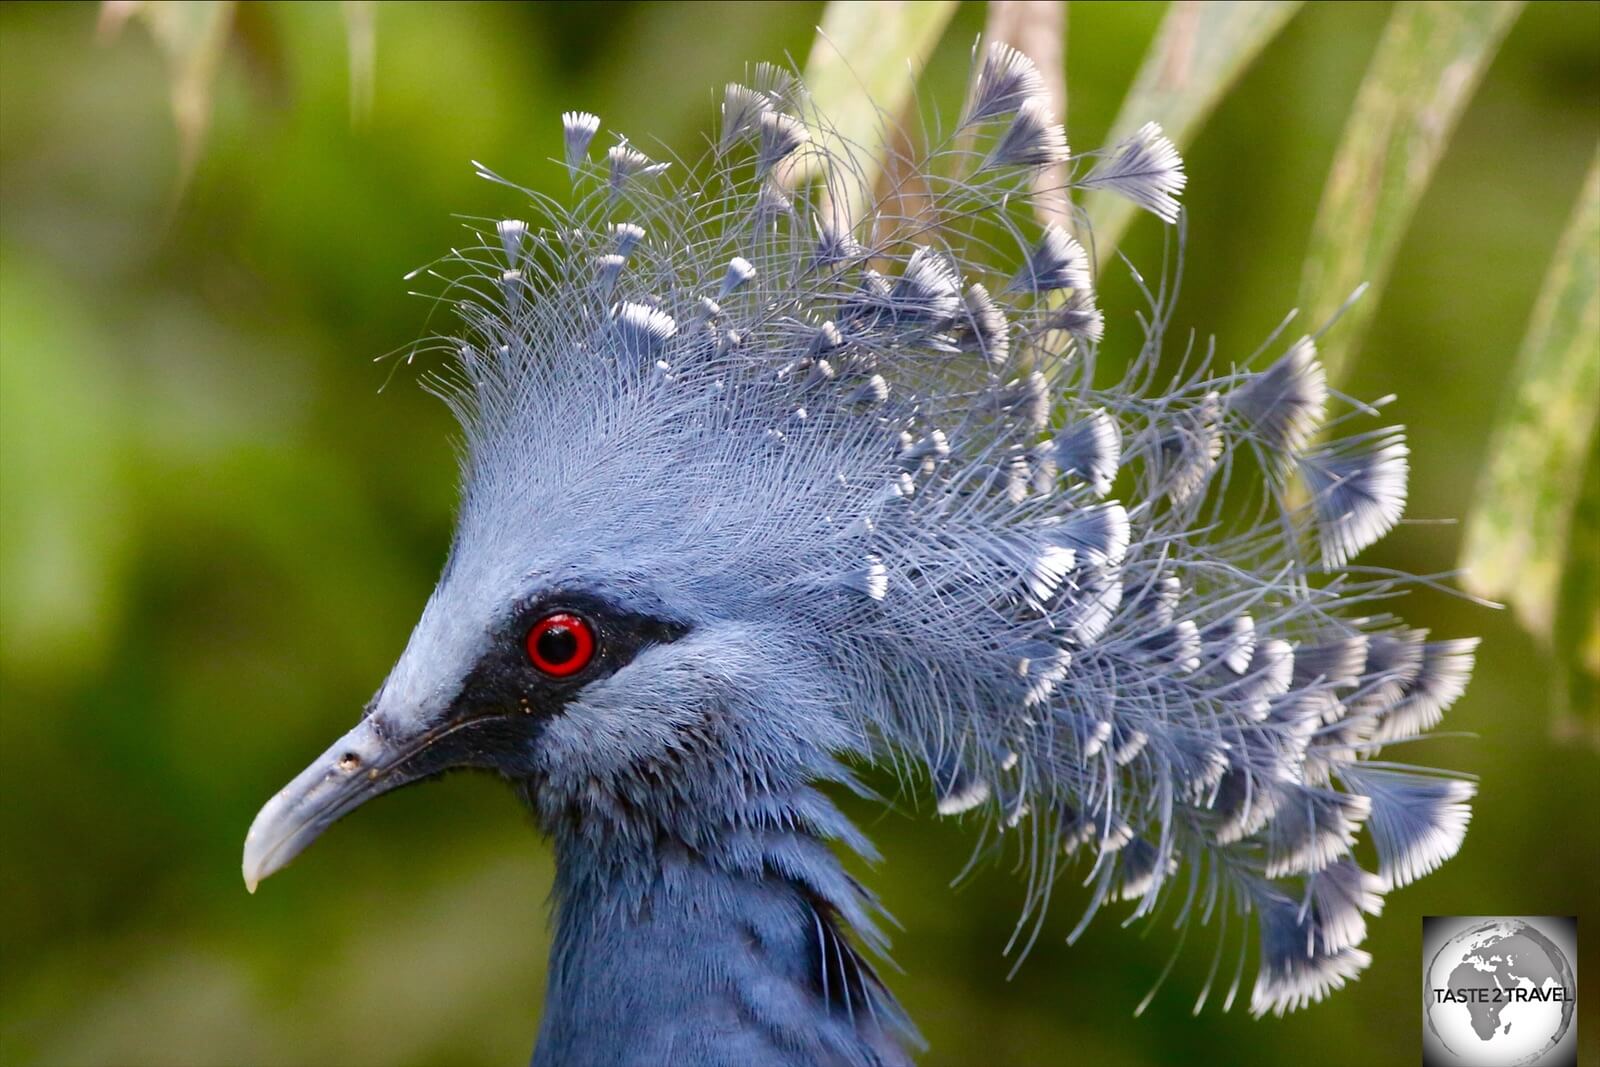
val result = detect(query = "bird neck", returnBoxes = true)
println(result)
[529,780,917,1067]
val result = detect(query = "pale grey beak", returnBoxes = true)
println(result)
[242,716,414,892]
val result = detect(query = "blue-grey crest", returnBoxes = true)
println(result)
[243,44,1478,1066]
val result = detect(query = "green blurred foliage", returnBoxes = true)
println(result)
[1,3,1597,1065]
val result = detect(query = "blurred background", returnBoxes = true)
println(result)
[1,2,1597,1065]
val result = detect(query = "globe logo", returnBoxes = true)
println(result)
[1424,917,1577,1067]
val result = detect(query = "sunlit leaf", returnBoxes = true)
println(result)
[1299,0,1523,381]
[1082,0,1302,260]
[1461,148,1598,636]
[799,0,960,226]
[1462,147,1600,740]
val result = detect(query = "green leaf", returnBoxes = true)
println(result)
[1462,147,1600,686]
[1083,0,1303,260]
[1299,0,1523,381]
[799,0,960,225]
[1554,446,1600,745]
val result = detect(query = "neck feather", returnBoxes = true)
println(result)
[527,779,917,1067]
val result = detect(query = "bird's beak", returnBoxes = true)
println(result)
[242,714,441,892]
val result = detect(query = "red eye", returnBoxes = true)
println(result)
[526,612,596,677]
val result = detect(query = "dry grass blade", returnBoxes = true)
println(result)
[1082,0,1302,261]
[343,1,377,125]
[1299,0,1524,382]
[102,1,381,187]
[799,0,960,228]
[101,0,236,191]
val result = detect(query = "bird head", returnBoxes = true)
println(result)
[242,327,893,888]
